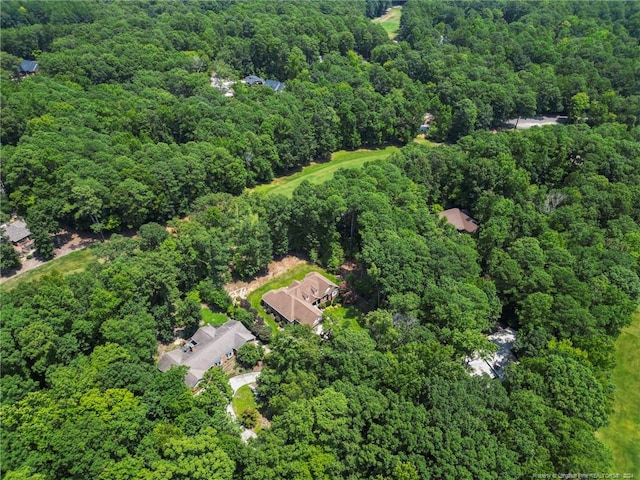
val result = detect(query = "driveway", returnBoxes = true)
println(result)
[227,371,261,443]
[228,371,260,393]
[503,115,568,130]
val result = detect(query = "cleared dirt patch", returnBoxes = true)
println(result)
[224,255,309,299]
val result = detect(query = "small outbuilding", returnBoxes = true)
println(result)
[439,208,479,234]
[1,220,31,245]
[19,60,39,75]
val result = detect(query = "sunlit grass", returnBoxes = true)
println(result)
[596,306,640,476]
[373,6,402,40]
[1,248,96,292]
[252,147,398,198]
[201,307,228,326]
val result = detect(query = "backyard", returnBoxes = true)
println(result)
[251,147,398,198]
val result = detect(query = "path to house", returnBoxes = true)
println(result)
[226,372,261,443]
[225,255,308,300]
[503,115,568,130]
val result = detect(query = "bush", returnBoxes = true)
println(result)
[239,407,259,429]
[236,343,265,368]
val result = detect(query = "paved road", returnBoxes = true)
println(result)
[503,115,568,130]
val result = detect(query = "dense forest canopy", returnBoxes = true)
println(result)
[1,1,640,479]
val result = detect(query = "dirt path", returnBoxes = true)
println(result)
[0,230,100,284]
[224,255,308,299]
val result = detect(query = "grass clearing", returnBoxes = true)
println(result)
[252,147,398,198]
[596,306,640,476]
[247,264,339,332]
[232,384,257,416]
[373,6,402,40]
[1,248,96,292]
[323,305,363,331]
[201,307,228,327]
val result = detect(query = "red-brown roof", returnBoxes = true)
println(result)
[439,208,479,233]
[262,272,338,326]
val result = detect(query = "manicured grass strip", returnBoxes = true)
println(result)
[596,306,640,476]
[232,384,257,417]
[1,248,95,292]
[373,6,402,40]
[252,147,398,198]
[201,307,228,327]
[247,264,340,333]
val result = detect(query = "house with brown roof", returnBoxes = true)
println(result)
[158,320,255,388]
[439,208,479,234]
[262,272,338,327]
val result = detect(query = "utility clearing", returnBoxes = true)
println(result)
[373,6,402,40]
[252,147,398,198]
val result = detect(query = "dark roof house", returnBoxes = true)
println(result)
[439,208,479,234]
[158,320,255,388]
[262,272,338,327]
[19,60,38,75]
[1,220,31,244]
[245,75,264,86]
[264,79,285,93]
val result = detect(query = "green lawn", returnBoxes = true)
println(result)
[597,307,640,476]
[322,305,363,332]
[252,147,398,198]
[201,307,228,327]
[373,6,402,40]
[1,248,96,292]
[247,264,340,333]
[232,384,257,417]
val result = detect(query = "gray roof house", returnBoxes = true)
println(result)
[466,327,518,380]
[262,272,338,327]
[158,320,255,388]
[1,220,31,244]
[19,60,38,75]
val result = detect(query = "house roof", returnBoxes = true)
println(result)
[1,220,31,243]
[245,75,264,85]
[262,272,338,326]
[19,60,38,74]
[466,327,518,379]
[439,208,479,233]
[264,79,285,92]
[158,320,255,387]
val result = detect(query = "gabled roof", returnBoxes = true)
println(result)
[245,75,264,85]
[439,208,479,233]
[264,79,285,93]
[466,327,517,379]
[19,60,38,74]
[158,320,255,387]
[1,220,31,243]
[262,272,338,326]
